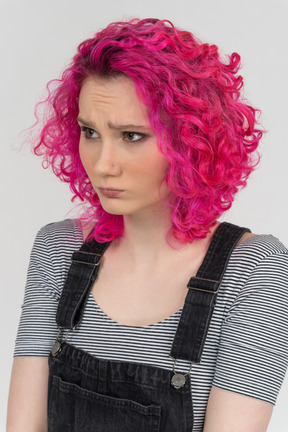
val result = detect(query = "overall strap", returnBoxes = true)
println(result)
[56,234,111,329]
[170,222,251,363]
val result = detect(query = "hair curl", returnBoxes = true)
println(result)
[31,17,262,244]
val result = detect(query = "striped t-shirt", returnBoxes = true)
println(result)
[14,219,288,431]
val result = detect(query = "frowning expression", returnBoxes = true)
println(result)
[78,75,171,217]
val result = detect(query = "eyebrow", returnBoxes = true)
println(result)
[77,117,150,131]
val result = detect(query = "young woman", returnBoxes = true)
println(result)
[7,17,288,432]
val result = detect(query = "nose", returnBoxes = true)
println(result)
[93,140,121,177]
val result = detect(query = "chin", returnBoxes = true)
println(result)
[99,202,130,215]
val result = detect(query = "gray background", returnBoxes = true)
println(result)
[1,0,287,430]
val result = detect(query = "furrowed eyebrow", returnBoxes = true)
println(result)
[107,122,150,131]
[77,117,150,131]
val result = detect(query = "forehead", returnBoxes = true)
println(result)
[78,75,149,124]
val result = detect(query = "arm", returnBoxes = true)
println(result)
[204,248,288,430]
[7,357,49,432]
[203,386,273,432]
[6,223,72,431]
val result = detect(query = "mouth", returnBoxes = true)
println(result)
[98,187,124,192]
[97,187,124,198]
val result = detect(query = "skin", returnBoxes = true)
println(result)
[77,75,222,329]
[78,75,273,431]
[6,75,273,431]
[78,74,178,270]
[78,75,171,216]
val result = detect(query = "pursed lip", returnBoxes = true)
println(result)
[98,187,124,192]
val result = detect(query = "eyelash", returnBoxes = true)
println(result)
[79,126,146,142]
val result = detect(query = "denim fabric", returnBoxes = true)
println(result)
[48,343,193,431]
[48,222,250,431]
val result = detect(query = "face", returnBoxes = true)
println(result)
[78,75,171,217]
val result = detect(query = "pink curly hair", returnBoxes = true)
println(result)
[32,17,262,244]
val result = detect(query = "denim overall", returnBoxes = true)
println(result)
[48,222,250,431]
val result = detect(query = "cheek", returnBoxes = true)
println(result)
[79,141,85,164]
[136,152,169,186]
[150,153,169,180]
[79,142,92,172]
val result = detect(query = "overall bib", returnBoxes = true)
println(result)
[48,222,250,431]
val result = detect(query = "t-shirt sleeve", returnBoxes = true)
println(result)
[13,226,62,357]
[212,251,288,405]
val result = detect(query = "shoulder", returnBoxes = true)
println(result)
[224,232,288,304]
[237,231,257,245]
[223,220,288,266]
[37,218,82,239]
[33,219,84,258]
[222,231,288,295]
[234,232,288,259]
[22,220,86,301]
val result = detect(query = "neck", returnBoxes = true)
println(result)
[112,205,195,272]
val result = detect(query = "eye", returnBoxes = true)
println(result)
[80,126,98,139]
[123,132,146,142]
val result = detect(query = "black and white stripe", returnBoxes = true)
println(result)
[13,219,288,432]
